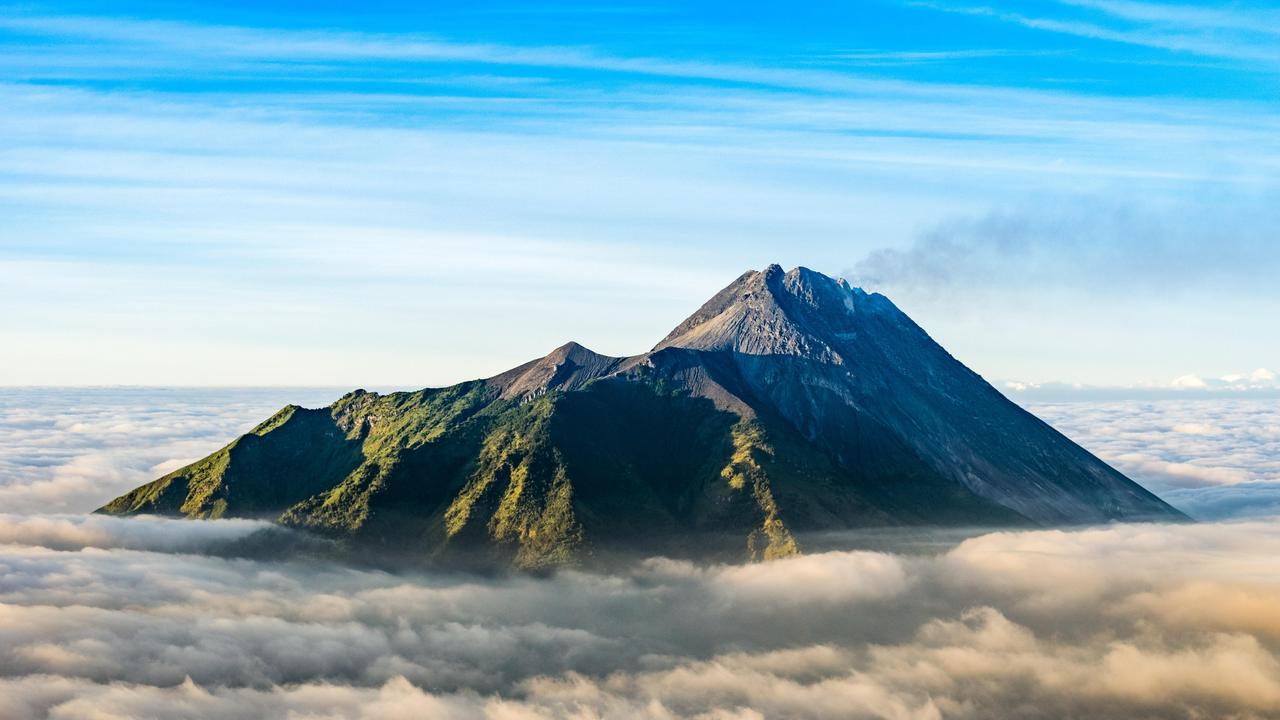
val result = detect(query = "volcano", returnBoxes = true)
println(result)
[100,265,1184,567]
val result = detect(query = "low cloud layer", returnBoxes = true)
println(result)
[0,388,340,514]
[3,515,1280,718]
[1028,398,1280,519]
[0,513,276,553]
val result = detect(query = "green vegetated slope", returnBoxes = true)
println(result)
[102,372,882,567]
[99,404,364,519]
[101,364,1006,568]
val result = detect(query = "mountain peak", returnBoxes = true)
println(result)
[489,341,623,400]
[547,341,596,363]
[653,264,894,360]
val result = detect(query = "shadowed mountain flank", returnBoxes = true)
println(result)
[101,265,1184,567]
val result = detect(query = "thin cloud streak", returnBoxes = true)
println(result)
[1060,0,1280,37]
[0,14,940,95]
[913,0,1280,65]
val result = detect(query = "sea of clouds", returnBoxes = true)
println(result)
[0,388,341,515]
[1,388,1278,719]
[1028,398,1280,521]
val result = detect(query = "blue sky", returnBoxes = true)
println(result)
[1,0,1278,388]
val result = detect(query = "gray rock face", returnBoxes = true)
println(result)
[655,265,1180,524]
[489,341,626,400]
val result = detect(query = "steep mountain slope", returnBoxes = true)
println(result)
[655,265,1173,524]
[100,266,1184,567]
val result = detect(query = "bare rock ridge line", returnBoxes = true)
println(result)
[100,265,1185,568]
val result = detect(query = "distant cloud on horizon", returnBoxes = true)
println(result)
[1003,367,1280,396]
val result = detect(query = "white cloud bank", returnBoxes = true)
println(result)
[0,513,275,553]
[1027,397,1280,519]
[1170,373,1208,389]
[0,388,341,514]
[2,516,1280,719]
[1168,368,1279,392]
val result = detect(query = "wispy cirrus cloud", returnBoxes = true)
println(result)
[0,14,945,94]
[1060,0,1280,37]
[914,0,1280,64]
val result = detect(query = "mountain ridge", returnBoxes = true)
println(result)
[100,265,1184,568]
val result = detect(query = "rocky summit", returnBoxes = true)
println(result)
[100,265,1184,568]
